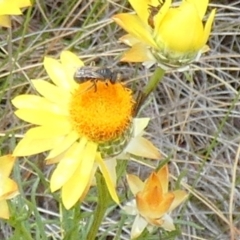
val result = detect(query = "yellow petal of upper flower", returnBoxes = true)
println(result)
[50,140,87,192]
[120,42,154,62]
[127,174,145,195]
[0,15,10,27]
[112,13,157,48]
[0,155,16,177]
[128,0,150,26]
[0,200,9,219]
[155,1,205,52]
[153,0,172,31]
[32,80,71,107]
[202,9,216,47]
[13,135,63,156]
[96,154,119,204]
[187,0,208,19]
[119,34,142,47]
[46,130,79,159]
[12,95,68,115]
[62,141,97,209]
[44,57,72,91]
[125,136,161,159]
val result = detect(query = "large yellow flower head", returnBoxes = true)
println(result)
[11,51,161,209]
[123,164,188,239]
[112,0,215,69]
[0,0,31,27]
[0,155,19,219]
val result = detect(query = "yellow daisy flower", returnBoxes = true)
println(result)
[0,155,19,219]
[112,0,216,69]
[12,51,161,209]
[123,164,188,239]
[0,0,31,28]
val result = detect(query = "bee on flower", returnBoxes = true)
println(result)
[12,51,161,209]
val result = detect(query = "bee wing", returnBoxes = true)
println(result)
[74,67,104,80]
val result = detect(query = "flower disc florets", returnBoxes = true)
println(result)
[69,80,134,143]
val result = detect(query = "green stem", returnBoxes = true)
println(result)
[86,172,110,239]
[134,67,165,116]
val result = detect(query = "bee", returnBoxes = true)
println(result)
[148,0,164,28]
[74,66,121,91]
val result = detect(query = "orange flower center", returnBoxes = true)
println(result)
[69,80,134,142]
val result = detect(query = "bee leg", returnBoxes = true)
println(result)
[93,81,97,92]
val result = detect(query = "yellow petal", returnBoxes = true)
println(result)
[0,155,16,177]
[50,140,87,192]
[14,109,70,127]
[127,174,144,195]
[32,80,70,107]
[131,215,148,239]
[119,34,142,47]
[143,172,162,193]
[121,43,154,63]
[60,51,84,90]
[128,0,150,26]
[154,0,172,31]
[46,130,79,159]
[169,190,188,212]
[0,178,18,200]
[160,214,175,231]
[12,95,68,115]
[13,0,32,8]
[125,136,161,159]
[202,9,216,46]
[45,150,66,165]
[137,191,174,219]
[60,51,84,69]
[13,135,63,156]
[155,2,205,52]
[79,166,97,202]
[104,158,117,187]
[187,0,208,19]
[0,15,11,28]
[112,13,157,48]
[157,164,169,194]
[0,4,22,15]
[133,118,150,137]
[0,200,9,219]
[25,126,71,139]
[62,141,97,209]
[43,57,71,90]
[96,154,119,204]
